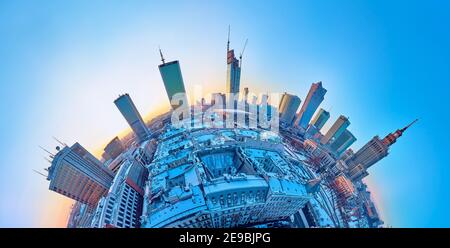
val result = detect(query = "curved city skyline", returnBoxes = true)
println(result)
[0,0,449,227]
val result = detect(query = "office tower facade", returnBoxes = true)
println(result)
[91,159,148,228]
[347,119,417,180]
[294,81,327,129]
[278,93,301,125]
[310,108,330,130]
[329,129,356,156]
[114,94,150,143]
[321,115,350,144]
[347,136,387,172]
[103,136,124,161]
[348,163,369,182]
[47,143,114,207]
[159,57,188,109]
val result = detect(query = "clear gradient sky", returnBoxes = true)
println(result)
[1,0,449,227]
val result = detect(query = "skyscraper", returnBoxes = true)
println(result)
[47,143,114,207]
[278,93,301,125]
[226,29,241,94]
[158,50,188,109]
[103,136,124,161]
[310,108,330,130]
[329,129,356,156]
[347,119,418,181]
[294,81,327,129]
[320,115,350,144]
[243,87,249,100]
[211,92,226,108]
[114,93,150,143]
[91,159,148,228]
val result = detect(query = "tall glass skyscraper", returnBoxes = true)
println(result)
[320,115,350,144]
[278,93,301,125]
[159,60,188,109]
[329,129,356,156]
[102,136,124,161]
[114,93,150,143]
[226,49,241,94]
[47,143,114,207]
[310,108,330,130]
[294,81,327,129]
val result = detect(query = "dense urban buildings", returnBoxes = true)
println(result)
[294,81,327,129]
[114,93,150,143]
[140,128,313,228]
[42,36,416,229]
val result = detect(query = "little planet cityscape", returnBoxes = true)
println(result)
[43,32,416,228]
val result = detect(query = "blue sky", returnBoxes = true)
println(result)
[1,0,449,227]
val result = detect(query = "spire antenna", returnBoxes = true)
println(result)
[402,118,419,131]
[383,118,418,146]
[159,46,165,64]
[227,25,231,52]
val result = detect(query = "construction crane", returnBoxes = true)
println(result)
[239,38,248,67]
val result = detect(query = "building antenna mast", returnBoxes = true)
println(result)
[43,157,52,164]
[32,169,47,178]
[227,25,230,52]
[39,145,55,158]
[159,46,165,64]
[52,136,67,147]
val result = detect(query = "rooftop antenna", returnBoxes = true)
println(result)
[43,157,52,164]
[227,25,231,52]
[32,169,47,178]
[159,46,165,64]
[402,118,419,131]
[52,136,67,147]
[39,145,55,158]
[239,38,248,67]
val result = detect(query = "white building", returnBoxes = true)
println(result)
[91,158,148,228]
